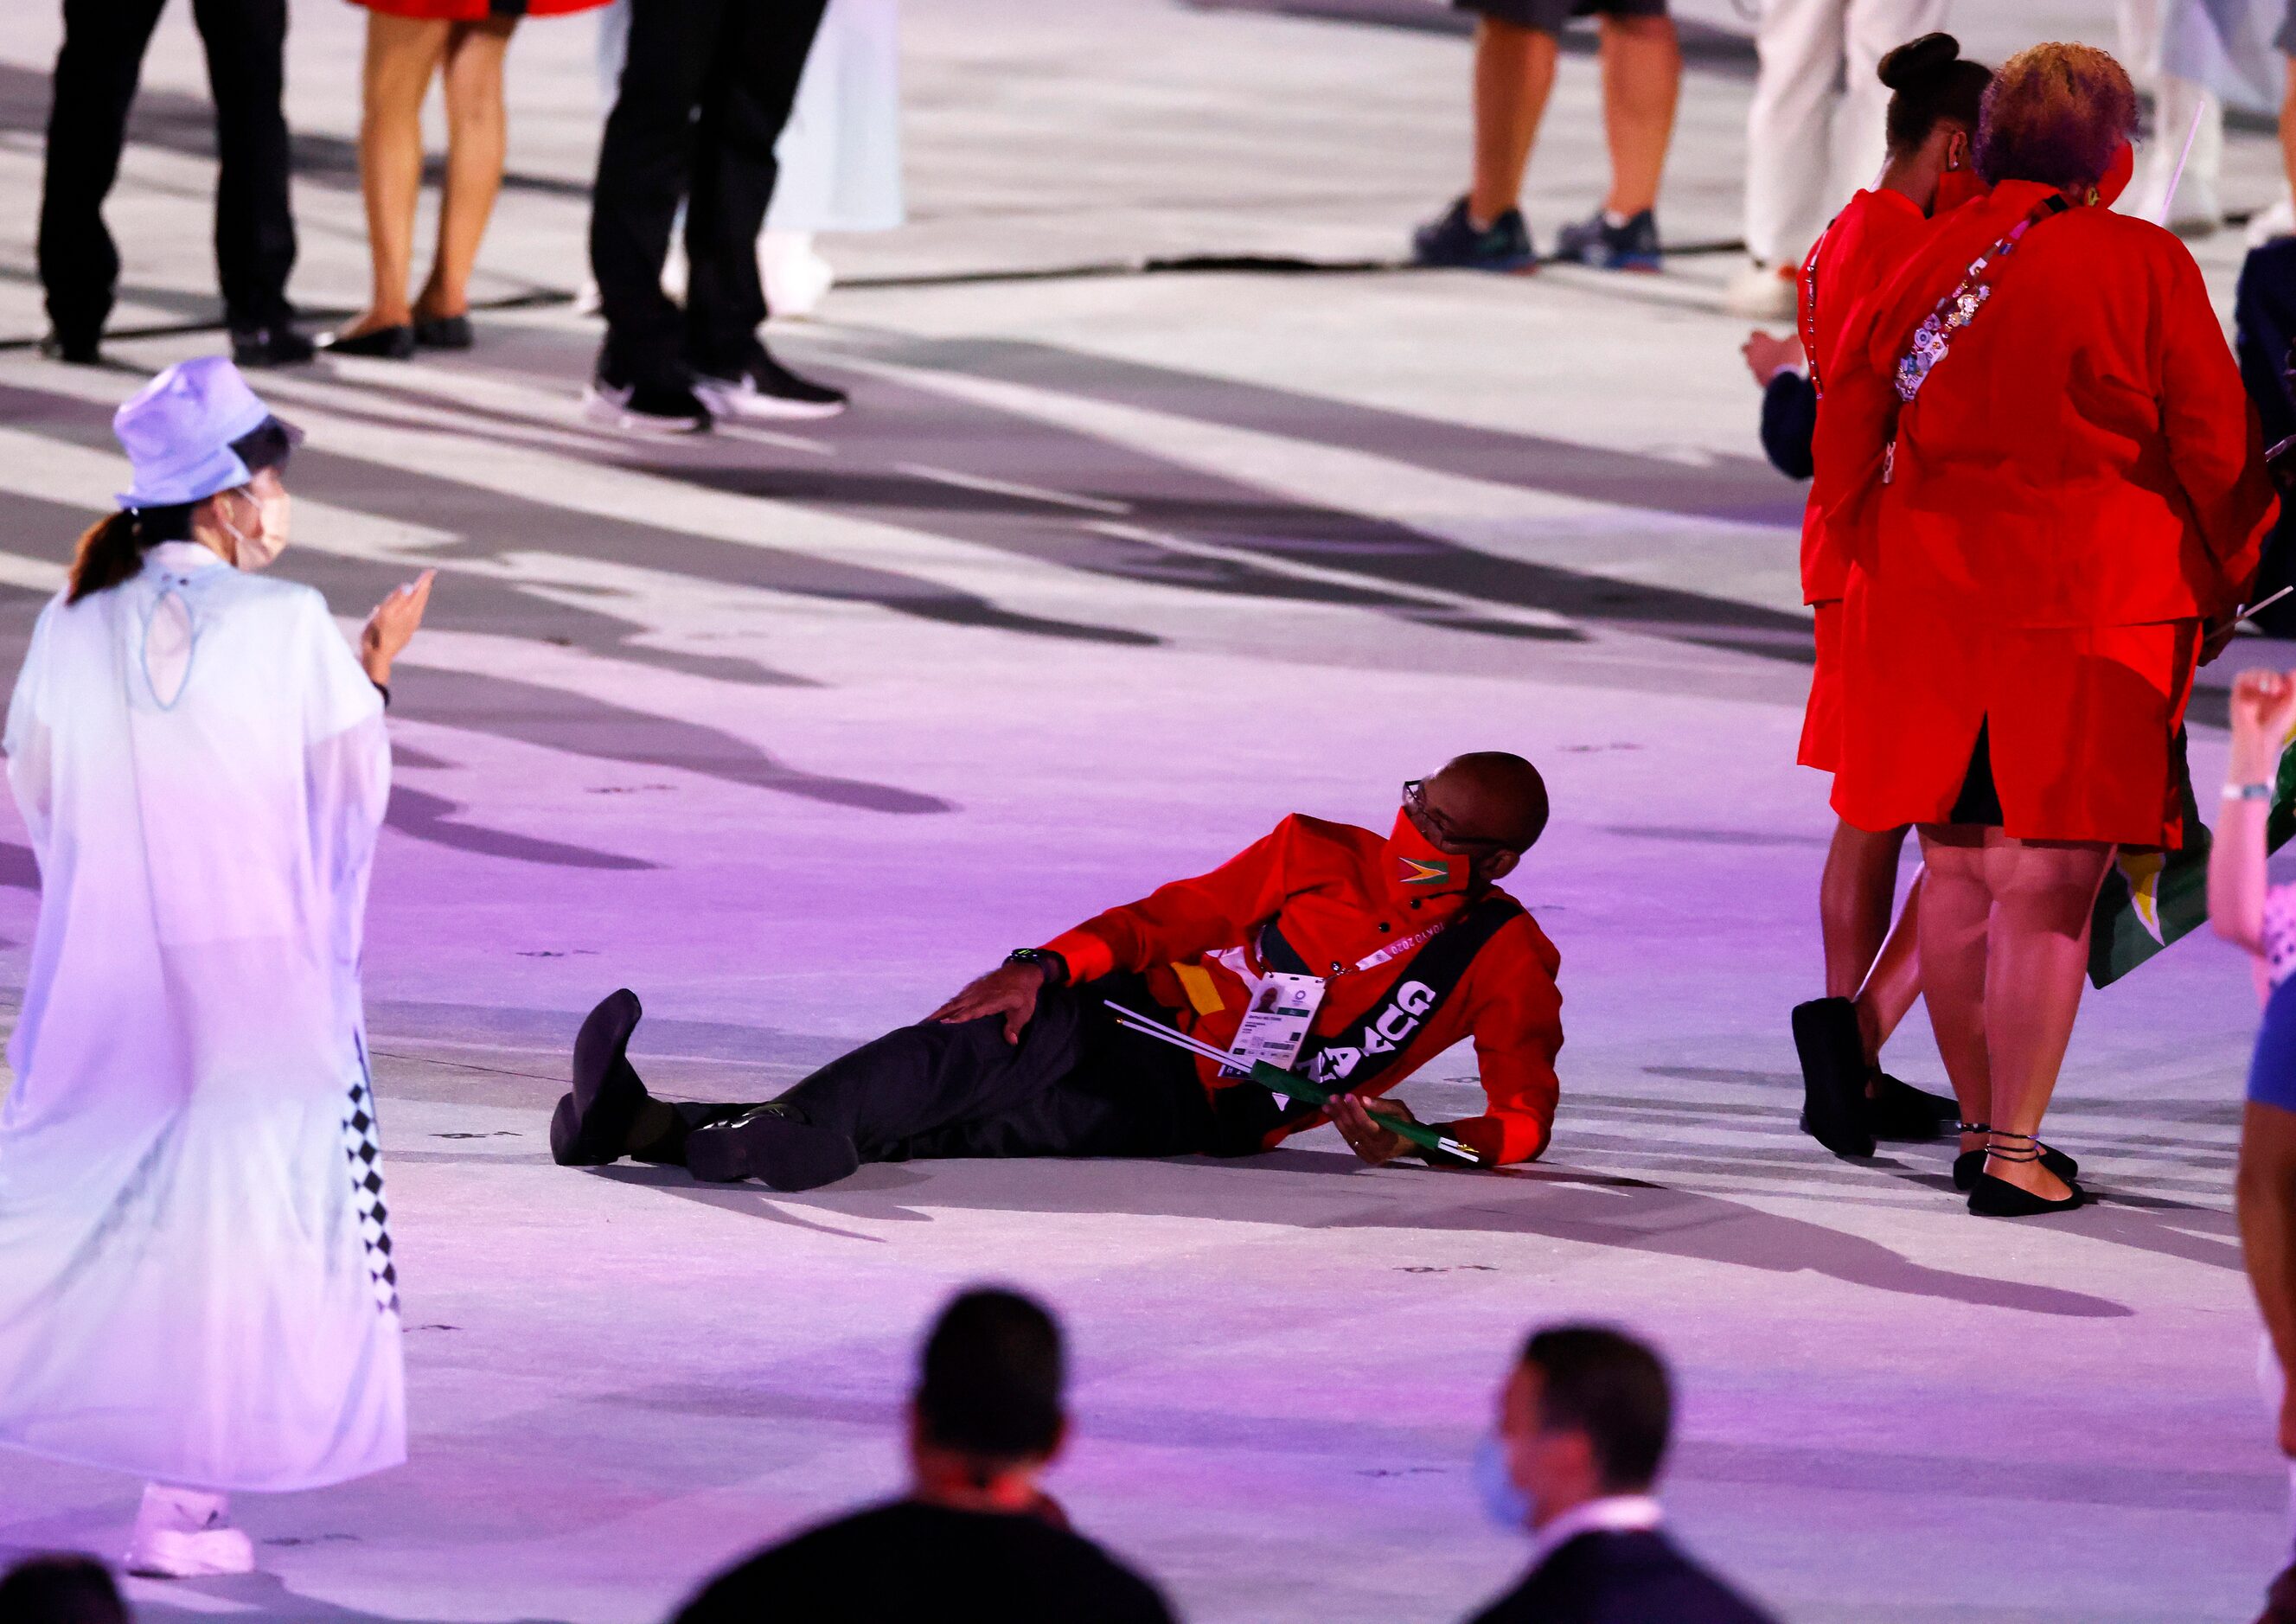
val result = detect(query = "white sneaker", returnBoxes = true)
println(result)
[2252,196,2296,249]
[1723,261,1798,320]
[572,275,603,317]
[692,350,848,422]
[125,1484,256,1579]
[581,376,713,436]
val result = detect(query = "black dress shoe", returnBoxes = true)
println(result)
[39,329,103,366]
[414,313,473,350]
[1792,996,1874,1157]
[1967,1171,2085,1216]
[318,323,416,360]
[231,324,316,368]
[1953,1142,2078,1191]
[551,989,649,1166]
[1867,1072,1954,1141]
[684,1103,860,1191]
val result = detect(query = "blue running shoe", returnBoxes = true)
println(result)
[1411,196,1536,272]
[1551,207,1662,272]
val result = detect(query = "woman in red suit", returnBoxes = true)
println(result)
[325,0,611,359]
[1789,33,1991,1161]
[1815,42,2277,1214]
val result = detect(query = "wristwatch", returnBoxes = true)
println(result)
[1004,948,1068,986]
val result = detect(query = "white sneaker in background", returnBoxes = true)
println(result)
[125,1483,256,1579]
[2252,195,2296,249]
[760,231,836,319]
[572,275,602,316]
[1723,261,1798,320]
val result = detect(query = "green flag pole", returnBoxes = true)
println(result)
[1104,1002,1480,1165]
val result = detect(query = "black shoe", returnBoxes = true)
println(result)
[583,371,713,435]
[413,313,473,350]
[319,323,416,360]
[1410,196,1536,272]
[1792,996,1874,1157]
[551,989,649,1166]
[1867,1072,1955,1141]
[1967,1171,2085,1216]
[39,329,103,366]
[684,1102,860,1191]
[1952,1132,2077,1192]
[1551,207,1662,271]
[231,323,317,368]
[692,344,847,422]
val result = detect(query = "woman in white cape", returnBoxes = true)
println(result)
[0,357,433,1578]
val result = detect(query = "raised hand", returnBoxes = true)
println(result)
[361,569,435,689]
[2231,668,2296,784]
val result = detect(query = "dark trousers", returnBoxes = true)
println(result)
[2236,240,2296,636]
[660,978,1258,1167]
[590,0,828,387]
[39,0,297,342]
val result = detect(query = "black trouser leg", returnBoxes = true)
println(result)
[653,979,1215,1168]
[37,0,168,345]
[191,0,296,330]
[681,0,826,375]
[591,0,722,387]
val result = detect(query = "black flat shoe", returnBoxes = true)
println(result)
[551,988,648,1166]
[684,1102,860,1191]
[319,323,416,360]
[1967,1172,2085,1216]
[39,329,103,366]
[1793,996,1874,1158]
[1951,1122,2077,1191]
[231,323,316,368]
[1868,1071,1954,1141]
[414,313,473,350]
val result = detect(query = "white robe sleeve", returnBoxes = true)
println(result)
[4,597,61,858]
[297,595,389,981]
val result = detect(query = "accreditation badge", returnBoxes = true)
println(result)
[1221,972,1327,1096]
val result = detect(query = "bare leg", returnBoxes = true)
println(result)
[1915,826,1992,1160]
[1468,18,1559,227]
[1820,820,1906,1001]
[1980,835,2114,1199]
[349,13,448,336]
[1596,12,1680,217]
[418,16,515,323]
[1855,865,1924,1058]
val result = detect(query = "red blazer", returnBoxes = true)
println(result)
[1044,815,1564,1165]
[1799,187,1928,605]
[1814,179,2274,630]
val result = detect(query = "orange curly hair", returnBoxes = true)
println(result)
[1976,42,2137,190]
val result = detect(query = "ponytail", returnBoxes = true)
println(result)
[1879,33,1993,154]
[67,503,193,604]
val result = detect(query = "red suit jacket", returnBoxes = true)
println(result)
[1044,815,1564,1164]
[1811,179,2276,844]
[1796,186,1931,772]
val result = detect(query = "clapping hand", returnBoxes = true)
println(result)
[361,570,435,690]
[2231,668,2296,785]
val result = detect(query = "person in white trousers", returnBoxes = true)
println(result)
[1729,0,1949,318]
[2120,0,2228,233]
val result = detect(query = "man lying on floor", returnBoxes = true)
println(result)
[549,752,1564,1191]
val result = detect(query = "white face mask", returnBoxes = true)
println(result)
[217,485,290,571]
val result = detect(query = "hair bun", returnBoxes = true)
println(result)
[1878,32,1963,91]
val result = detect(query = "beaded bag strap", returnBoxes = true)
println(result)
[1892,194,2070,405]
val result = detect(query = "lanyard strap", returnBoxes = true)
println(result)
[1893,194,2069,405]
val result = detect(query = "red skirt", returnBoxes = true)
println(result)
[349,0,611,18]
[1832,586,2198,848]
[1797,598,1845,773]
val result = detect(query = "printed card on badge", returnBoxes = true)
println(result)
[1222,973,1327,1080]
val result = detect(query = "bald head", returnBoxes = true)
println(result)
[1423,752,1551,853]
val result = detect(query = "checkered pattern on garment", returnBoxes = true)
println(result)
[342,1073,400,1316]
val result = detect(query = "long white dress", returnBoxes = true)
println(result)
[0,540,404,1493]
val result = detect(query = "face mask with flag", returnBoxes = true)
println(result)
[1385,808,1469,899]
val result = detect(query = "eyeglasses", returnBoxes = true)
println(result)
[1402,779,1515,857]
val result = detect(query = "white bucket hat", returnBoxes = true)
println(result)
[113,357,299,509]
